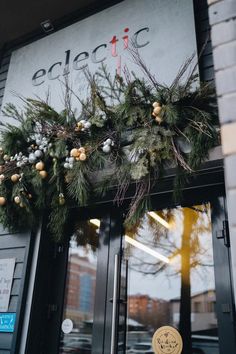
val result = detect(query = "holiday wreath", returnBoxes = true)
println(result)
[0,53,219,240]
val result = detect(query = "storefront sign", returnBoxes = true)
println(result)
[0,258,15,312]
[1,0,197,116]
[31,26,150,87]
[0,313,16,332]
[152,326,183,354]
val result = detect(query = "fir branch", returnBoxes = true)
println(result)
[0,51,219,240]
[67,162,90,206]
[171,137,193,173]
[48,204,69,241]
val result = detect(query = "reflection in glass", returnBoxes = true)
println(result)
[123,204,219,354]
[59,220,99,354]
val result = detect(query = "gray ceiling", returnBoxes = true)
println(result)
[0,0,118,49]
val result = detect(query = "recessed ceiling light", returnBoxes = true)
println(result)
[148,211,170,229]
[125,235,170,264]
[89,219,100,228]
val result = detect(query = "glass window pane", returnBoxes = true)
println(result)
[124,204,219,354]
[59,219,100,354]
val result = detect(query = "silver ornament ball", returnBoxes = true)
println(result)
[84,122,91,129]
[106,138,112,145]
[68,157,74,164]
[102,145,111,153]
[35,150,43,158]
[64,162,70,169]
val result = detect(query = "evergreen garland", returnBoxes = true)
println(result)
[0,55,219,240]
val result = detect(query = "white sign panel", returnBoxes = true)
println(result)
[61,318,73,334]
[0,258,15,312]
[1,0,197,116]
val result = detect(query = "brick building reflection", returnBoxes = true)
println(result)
[128,290,217,334]
[63,253,97,332]
[128,294,170,330]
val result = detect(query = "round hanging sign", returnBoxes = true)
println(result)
[61,318,73,334]
[152,326,183,354]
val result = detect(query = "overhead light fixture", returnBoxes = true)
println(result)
[89,219,169,263]
[148,211,170,229]
[89,219,100,228]
[125,235,170,264]
[40,19,54,33]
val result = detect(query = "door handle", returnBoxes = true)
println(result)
[216,220,230,247]
[110,254,119,354]
[109,298,126,304]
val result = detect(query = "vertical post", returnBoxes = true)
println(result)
[110,254,119,354]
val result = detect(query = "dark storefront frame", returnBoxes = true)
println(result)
[24,160,236,354]
[0,1,233,353]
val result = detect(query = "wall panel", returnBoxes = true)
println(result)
[0,232,32,353]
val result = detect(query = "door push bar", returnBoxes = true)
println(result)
[110,254,119,354]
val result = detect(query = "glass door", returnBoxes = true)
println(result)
[40,200,235,354]
[59,219,100,354]
[118,199,236,354]
[51,210,123,354]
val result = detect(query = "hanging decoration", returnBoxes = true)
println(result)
[0,53,219,240]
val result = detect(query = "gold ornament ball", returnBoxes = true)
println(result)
[0,197,6,206]
[79,153,87,161]
[153,106,162,116]
[14,196,21,204]
[70,148,79,157]
[19,203,24,208]
[0,174,5,181]
[59,194,65,205]
[28,194,32,199]
[152,101,161,108]
[78,147,85,154]
[11,174,20,183]
[155,116,162,124]
[39,170,47,179]
[3,154,9,161]
[59,198,65,206]
[35,161,45,171]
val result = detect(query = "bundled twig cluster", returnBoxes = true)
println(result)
[0,53,219,240]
